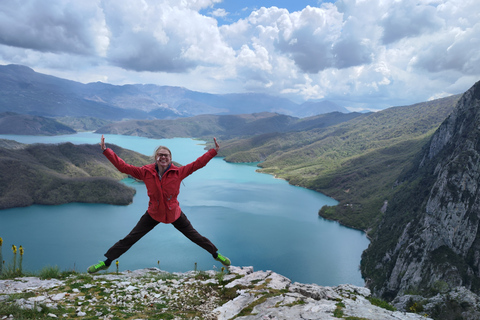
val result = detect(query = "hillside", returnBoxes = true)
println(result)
[0,142,150,209]
[55,116,112,132]
[0,64,346,120]
[217,94,461,233]
[96,111,367,140]
[361,80,480,304]
[0,112,76,135]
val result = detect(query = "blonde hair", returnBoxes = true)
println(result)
[153,146,172,160]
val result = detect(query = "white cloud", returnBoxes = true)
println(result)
[211,8,228,18]
[0,0,106,55]
[0,0,479,110]
[380,1,444,44]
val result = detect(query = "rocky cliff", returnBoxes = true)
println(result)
[361,80,480,311]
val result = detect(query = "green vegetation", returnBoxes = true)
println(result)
[220,94,461,235]
[333,302,345,317]
[0,300,54,320]
[359,82,480,305]
[0,142,151,209]
[0,239,78,280]
[0,268,230,320]
[56,116,112,132]
[97,111,366,140]
[0,112,76,135]
[367,296,396,311]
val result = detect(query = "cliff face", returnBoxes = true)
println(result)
[361,80,480,300]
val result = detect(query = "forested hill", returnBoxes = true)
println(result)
[0,112,76,135]
[96,111,367,140]
[361,80,480,303]
[0,142,150,209]
[219,94,462,233]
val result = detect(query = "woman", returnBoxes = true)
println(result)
[87,135,230,273]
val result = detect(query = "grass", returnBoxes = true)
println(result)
[367,296,396,311]
[0,303,55,320]
[0,264,78,281]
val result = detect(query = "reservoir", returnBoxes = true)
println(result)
[0,132,369,286]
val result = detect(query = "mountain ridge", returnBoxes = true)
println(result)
[0,64,346,119]
[95,111,366,140]
[361,80,480,305]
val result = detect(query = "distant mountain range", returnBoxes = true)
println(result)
[96,111,367,140]
[0,64,347,120]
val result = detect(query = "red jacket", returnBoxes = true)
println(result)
[103,148,217,223]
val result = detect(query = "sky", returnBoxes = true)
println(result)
[0,0,479,112]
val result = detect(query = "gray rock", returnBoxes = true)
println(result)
[0,267,439,319]
[362,81,480,314]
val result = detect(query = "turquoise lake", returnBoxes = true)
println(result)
[0,132,369,286]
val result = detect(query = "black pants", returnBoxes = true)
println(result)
[105,211,218,261]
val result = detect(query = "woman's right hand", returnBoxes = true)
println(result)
[100,134,106,151]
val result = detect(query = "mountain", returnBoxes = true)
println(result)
[55,116,113,132]
[0,64,149,120]
[0,64,344,120]
[0,112,76,135]
[360,81,480,305]
[0,142,151,209]
[217,95,460,232]
[96,111,367,140]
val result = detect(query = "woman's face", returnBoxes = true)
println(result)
[156,148,172,167]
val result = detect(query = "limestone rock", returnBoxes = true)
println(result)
[0,267,434,320]
[361,80,480,307]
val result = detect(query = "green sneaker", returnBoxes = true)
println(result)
[215,253,231,267]
[87,261,109,274]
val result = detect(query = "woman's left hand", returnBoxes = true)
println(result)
[214,137,220,152]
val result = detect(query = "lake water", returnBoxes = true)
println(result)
[0,132,369,286]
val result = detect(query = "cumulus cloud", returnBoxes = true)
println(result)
[410,14,480,75]
[380,1,444,44]
[0,0,106,55]
[211,8,228,18]
[0,0,479,110]
[101,0,234,73]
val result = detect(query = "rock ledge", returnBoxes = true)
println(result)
[0,266,431,319]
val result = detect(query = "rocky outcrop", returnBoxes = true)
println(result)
[0,267,431,320]
[392,287,480,320]
[361,80,480,309]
